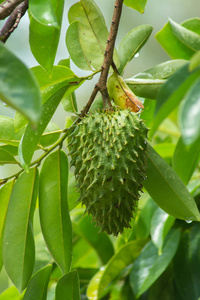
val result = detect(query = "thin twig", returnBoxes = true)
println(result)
[0,0,28,42]
[97,0,124,108]
[81,0,124,113]
[0,0,24,20]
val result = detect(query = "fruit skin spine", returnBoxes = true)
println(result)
[69,108,148,236]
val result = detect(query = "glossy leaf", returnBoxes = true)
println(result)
[0,116,24,146]
[39,150,72,274]
[179,78,200,145]
[14,112,28,132]
[126,60,187,99]
[0,180,14,271]
[118,25,153,75]
[72,234,99,269]
[68,174,80,211]
[144,144,200,222]
[126,78,165,99]
[0,145,18,156]
[151,207,175,253]
[190,51,200,71]
[0,286,23,300]
[29,0,59,27]
[172,136,200,184]
[130,229,181,297]
[23,265,52,300]
[33,232,53,273]
[169,18,200,51]
[133,59,188,79]
[61,91,77,113]
[0,43,41,123]
[66,21,92,71]
[155,22,195,59]
[29,0,64,73]
[3,168,38,292]
[153,143,176,164]
[135,197,157,239]
[33,209,52,273]
[156,18,200,59]
[55,270,81,300]
[150,64,200,138]
[74,214,114,265]
[124,0,147,13]
[0,148,19,165]
[31,65,82,105]
[18,83,76,170]
[87,240,146,299]
[140,98,156,128]
[39,122,61,148]
[66,0,119,70]
[174,223,200,300]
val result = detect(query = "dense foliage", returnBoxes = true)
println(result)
[0,0,200,299]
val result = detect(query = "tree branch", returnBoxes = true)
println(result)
[81,0,124,113]
[0,0,24,20]
[0,0,28,42]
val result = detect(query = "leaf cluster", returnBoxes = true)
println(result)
[0,0,200,299]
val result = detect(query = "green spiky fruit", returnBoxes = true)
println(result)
[69,109,148,236]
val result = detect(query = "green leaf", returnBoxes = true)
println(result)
[169,18,200,51]
[150,207,175,253]
[68,174,80,211]
[0,116,24,146]
[144,144,200,222]
[72,234,99,269]
[126,78,165,99]
[87,240,146,299]
[66,0,119,70]
[140,99,156,128]
[0,43,41,124]
[23,265,52,300]
[55,270,81,300]
[0,286,23,300]
[39,150,72,274]
[133,59,188,79]
[0,148,19,165]
[174,223,200,300]
[118,25,153,75]
[14,111,28,132]
[155,22,195,59]
[61,91,77,113]
[126,60,187,99]
[33,209,52,273]
[31,65,82,105]
[135,197,157,239]
[189,51,200,71]
[66,21,92,71]
[3,168,38,292]
[39,122,61,148]
[29,0,59,28]
[172,136,200,184]
[0,180,14,271]
[130,229,181,297]
[124,0,147,13]
[179,78,200,145]
[18,85,72,170]
[74,214,114,265]
[29,0,64,73]
[153,143,176,164]
[150,63,200,138]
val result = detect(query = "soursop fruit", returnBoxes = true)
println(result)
[69,108,148,236]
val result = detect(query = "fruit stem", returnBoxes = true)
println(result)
[82,0,124,113]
